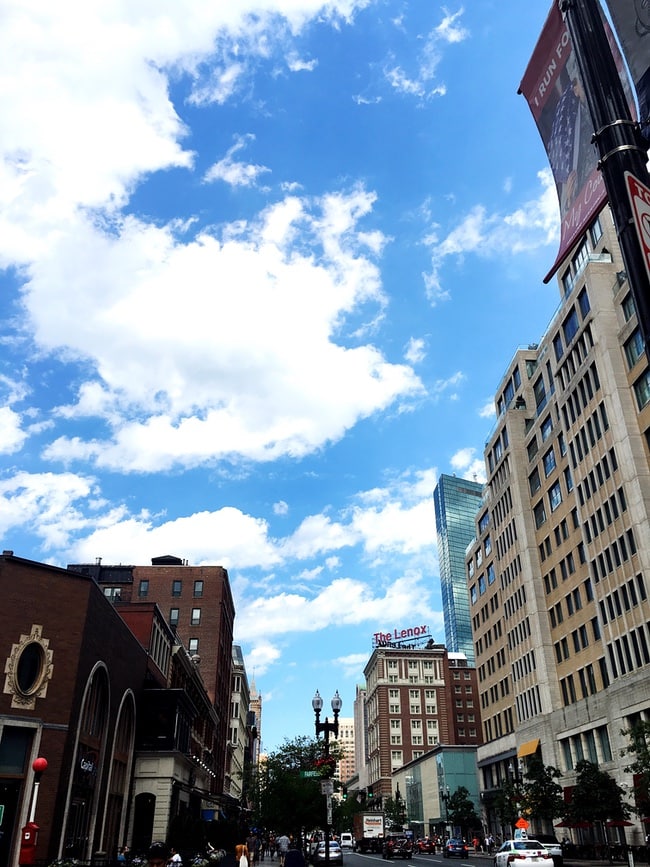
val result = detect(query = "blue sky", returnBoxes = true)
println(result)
[1,0,564,752]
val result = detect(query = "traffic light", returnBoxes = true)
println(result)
[368,786,374,800]
[343,785,348,800]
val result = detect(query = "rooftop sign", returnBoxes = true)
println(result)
[372,624,432,648]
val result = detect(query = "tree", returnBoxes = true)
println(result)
[621,719,650,818]
[447,787,481,838]
[257,735,343,837]
[520,755,565,827]
[493,778,519,832]
[564,760,630,826]
[383,795,407,830]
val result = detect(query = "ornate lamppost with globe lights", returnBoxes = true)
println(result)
[312,690,342,867]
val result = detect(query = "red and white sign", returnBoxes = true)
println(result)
[626,171,650,283]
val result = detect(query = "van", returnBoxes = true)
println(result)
[340,833,353,850]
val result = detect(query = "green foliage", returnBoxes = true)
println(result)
[257,735,344,837]
[383,795,407,830]
[493,778,519,829]
[621,719,650,818]
[564,760,630,824]
[520,755,565,822]
[447,787,481,836]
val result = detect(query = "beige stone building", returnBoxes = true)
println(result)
[466,206,650,844]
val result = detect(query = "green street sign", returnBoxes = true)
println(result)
[300,770,319,778]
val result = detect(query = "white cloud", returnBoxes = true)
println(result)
[450,447,486,484]
[422,169,560,303]
[203,134,271,187]
[29,188,422,472]
[478,399,496,419]
[435,8,469,44]
[0,407,27,454]
[404,336,426,365]
[273,500,289,516]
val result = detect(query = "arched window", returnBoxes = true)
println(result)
[63,666,109,859]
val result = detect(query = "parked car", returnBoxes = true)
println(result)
[444,839,469,858]
[382,837,414,859]
[534,835,563,867]
[313,842,343,865]
[494,840,554,867]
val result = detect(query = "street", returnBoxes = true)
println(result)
[338,851,495,867]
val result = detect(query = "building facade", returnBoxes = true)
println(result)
[363,641,482,802]
[69,555,236,794]
[434,475,484,664]
[466,207,650,844]
[335,717,356,785]
[225,645,251,804]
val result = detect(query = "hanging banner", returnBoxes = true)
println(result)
[518,3,606,283]
[603,0,650,139]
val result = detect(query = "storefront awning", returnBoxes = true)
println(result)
[517,739,540,757]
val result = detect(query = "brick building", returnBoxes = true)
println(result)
[0,551,230,867]
[0,552,147,867]
[363,639,482,802]
[68,555,236,794]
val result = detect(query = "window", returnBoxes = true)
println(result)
[191,608,201,626]
[138,580,149,598]
[487,563,495,585]
[549,481,562,512]
[529,468,541,495]
[193,580,204,598]
[172,579,182,597]
[541,415,553,441]
[543,448,556,477]
[528,437,539,461]
[478,512,490,533]
[169,608,179,626]
[589,217,603,246]
[634,370,650,410]
[534,376,547,410]
[622,293,636,322]
[625,329,645,369]
[563,308,580,344]
[578,287,591,318]
[534,501,547,528]
[485,536,492,556]
[553,333,564,361]
[188,638,199,654]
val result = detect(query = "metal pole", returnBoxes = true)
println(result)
[559,0,650,356]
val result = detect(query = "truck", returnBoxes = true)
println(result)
[353,812,385,853]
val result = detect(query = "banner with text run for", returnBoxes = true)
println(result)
[518,3,606,283]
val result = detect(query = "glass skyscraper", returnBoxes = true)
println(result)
[433,473,484,663]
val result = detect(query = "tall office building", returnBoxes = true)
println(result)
[336,717,356,784]
[434,474,484,663]
[465,207,650,844]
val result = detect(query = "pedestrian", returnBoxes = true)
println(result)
[147,843,171,867]
[169,848,182,867]
[236,843,249,867]
[276,834,290,867]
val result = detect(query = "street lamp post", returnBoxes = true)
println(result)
[313,690,342,867]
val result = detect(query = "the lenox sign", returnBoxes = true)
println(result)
[373,624,430,647]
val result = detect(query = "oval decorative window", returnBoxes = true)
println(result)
[15,642,46,695]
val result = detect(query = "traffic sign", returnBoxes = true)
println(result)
[625,172,650,283]
[300,770,319,778]
[515,818,529,829]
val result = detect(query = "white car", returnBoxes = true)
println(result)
[339,834,354,850]
[495,840,554,867]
